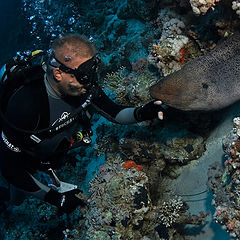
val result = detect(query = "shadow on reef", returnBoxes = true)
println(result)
[190,0,239,43]
[179,222,208,238]
[149,106,230,203]
[153,105,227,136]
[46,221,66,240]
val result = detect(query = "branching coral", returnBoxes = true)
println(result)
[124,68,157,105]
[157,197,184,227]
[104,66,129,102]
[103,61,157,105]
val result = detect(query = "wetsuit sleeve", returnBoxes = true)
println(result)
[91,87,137,124]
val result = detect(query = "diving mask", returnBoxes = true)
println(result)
[49,54,100,87]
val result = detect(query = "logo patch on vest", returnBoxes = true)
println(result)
[52,112,70,126]
[50,111,76,133]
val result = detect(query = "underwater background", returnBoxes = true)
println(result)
[1,0,240,239]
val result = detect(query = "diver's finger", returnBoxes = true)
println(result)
[154,100,162,105]
[158,111,163,120]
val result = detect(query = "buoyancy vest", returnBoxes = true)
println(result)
[0,64,93,154]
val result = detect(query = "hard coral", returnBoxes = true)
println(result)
[190,0,220,15]
[232,0,240,17]
[157,198,184,227]
[148,12,189,76]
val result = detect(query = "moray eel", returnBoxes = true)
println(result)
[150,32,240,111]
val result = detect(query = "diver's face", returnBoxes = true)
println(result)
[53,54,92,97]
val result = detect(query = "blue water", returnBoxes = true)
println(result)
[0,0,29,63]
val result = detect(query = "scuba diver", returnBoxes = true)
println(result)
[0,33,163,214]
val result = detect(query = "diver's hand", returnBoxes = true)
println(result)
[44,188,87,213]
[154,100,164,120]
[134,100,164,122]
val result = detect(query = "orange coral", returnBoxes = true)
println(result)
[122,160,143,171]
[177,48,185,63]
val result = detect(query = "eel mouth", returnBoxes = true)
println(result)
[150,81,179,103]
[149,80,199,111]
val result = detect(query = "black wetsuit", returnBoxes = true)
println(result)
[0,71,138,202]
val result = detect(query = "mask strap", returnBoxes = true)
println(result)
[49,56,75,74]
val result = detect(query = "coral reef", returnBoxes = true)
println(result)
[83,155,152,239]
[208,117,240,238]
[74,154,208,240]
[94,119,207,210]
[119,134,205,167]
[0,197,84,240]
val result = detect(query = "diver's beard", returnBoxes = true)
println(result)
[68,82,87,95]
[56,84,66,97]
[56,85,83,97]
[70,87,87,96]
